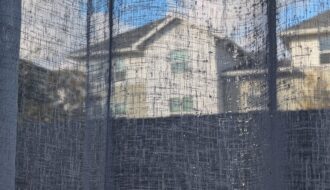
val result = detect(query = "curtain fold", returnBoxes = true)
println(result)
[0,0,329,189]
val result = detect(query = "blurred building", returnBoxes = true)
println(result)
[70,16,251,118]
[221,63,302,112]
[222,10,330,112]
[280,10,330,110]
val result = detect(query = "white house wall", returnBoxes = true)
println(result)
[113,55,149,118]
[224,67,330,112]
[142,21,219,117]
[216,45,241,113]
[110,20,220,118]
[278,67,330,110]
[289,35,320,67]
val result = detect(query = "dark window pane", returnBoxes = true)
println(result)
[320,37,330,51]
[320,53,330,64]
[114,71,126,81]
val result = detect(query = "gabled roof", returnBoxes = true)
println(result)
[281,10,330,38]
[70,17,179,59]
[288,10,330,31]
[69,16,251,62]
[88,17,168,52]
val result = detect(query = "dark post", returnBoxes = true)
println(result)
[0,0,21,189]
[267,0,277,112]
[83,0,93,189]
[104,0,115,189]
[266,0,284,190]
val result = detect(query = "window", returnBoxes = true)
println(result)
[169,98,181,112]
[182,96,193,112]
[169,96,193,113]
[114,58,126,81]
[169,50,190,73]
[320,36,330,64]
[320,53,330,64]
[114,103,126,115]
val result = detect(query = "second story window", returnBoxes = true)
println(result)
[168,49,190,73]
[320,36,330,64]
[114,58,126,81]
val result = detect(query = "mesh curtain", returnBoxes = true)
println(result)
[1,0,330,189]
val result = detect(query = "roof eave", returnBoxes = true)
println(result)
[68,16,178,61]
[131,16,178,50]
[221,67,304,78]
[281,27,330,38]
[67,48,143,61]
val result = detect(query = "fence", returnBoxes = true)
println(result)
[11,111,329,189]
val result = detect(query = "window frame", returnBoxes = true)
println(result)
[169,97,181,113]
[168,49,191,73]
[169,96,194,113]
[113,58,126,81]
[182,96,193,112]
[114,103,126,115]
[319,36,330,64]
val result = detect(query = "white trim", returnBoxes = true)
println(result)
[69,16,176,60]
[132,16,177,50]
[281,27,330,37]
[221,67,300,77]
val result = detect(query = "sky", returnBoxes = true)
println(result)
[80,0,169,27]
[278,0,330,28]
[110,0,330,32]
[109,0,330,49]
[20,0,330,69]
[114,0,169,26]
